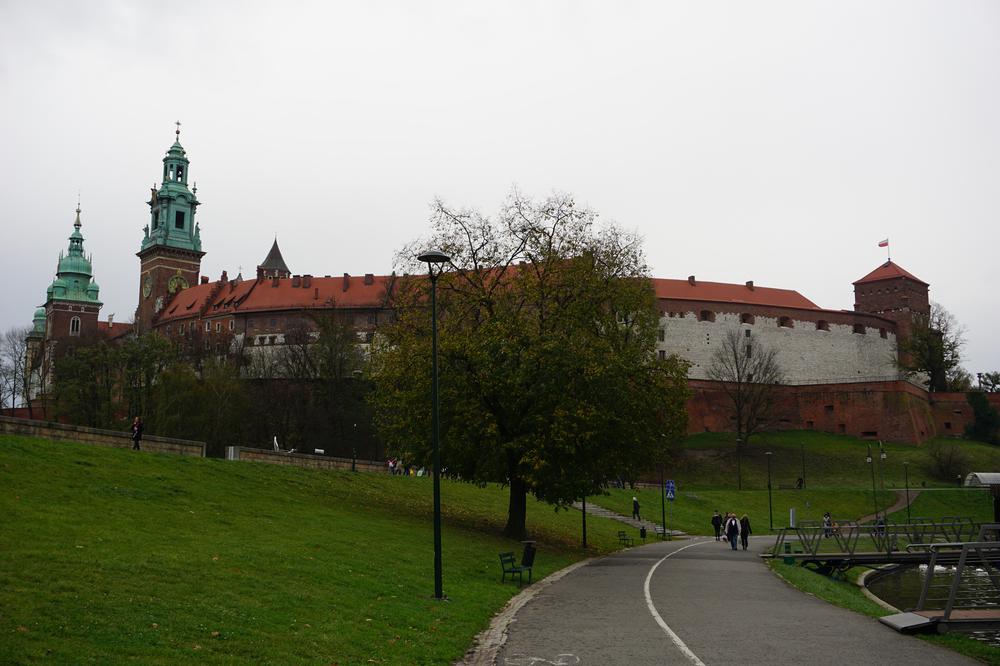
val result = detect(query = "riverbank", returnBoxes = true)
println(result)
[767,559,1000,664]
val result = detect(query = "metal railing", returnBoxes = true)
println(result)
[770,518,980,559]
[914,524,1000,620]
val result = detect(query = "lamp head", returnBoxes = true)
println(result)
[417,249,451,265]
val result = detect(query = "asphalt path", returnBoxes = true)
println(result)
[497,536,978,666]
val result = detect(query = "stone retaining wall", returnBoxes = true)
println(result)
[227,446,384,473]
[0,415,205,457]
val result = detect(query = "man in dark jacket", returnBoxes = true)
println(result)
[632,497,641,520]
[711,510,722,541]
[739,514,752,550]
[724,513,740,551]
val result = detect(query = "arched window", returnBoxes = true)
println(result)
[69,316,81,336]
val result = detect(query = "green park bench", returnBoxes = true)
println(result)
[499,551,532,585]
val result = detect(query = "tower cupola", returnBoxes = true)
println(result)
[47,204,101,305]
[140,122,202,254]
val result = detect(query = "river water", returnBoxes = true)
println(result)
[867,564,1000,647]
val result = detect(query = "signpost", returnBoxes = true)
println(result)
[664,479,676,538]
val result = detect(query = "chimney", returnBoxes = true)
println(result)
[364,273,374,285]
[201,276,209,285]
[745,280,754,290]
[343,273,351,292]
[221,270,228,283]
[688,275,696,286]
[108,314,114,329]
[303,275,312,288]
[292,275,301,288]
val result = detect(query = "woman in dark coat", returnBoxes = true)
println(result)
[739,514,752,551]
[131,417,144,451]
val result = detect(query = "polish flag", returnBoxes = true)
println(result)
[877,238,889,248]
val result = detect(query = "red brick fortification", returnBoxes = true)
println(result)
[684,379,982,444]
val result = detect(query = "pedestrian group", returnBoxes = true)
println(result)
[712,510,752,551]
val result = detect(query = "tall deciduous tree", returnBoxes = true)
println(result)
[898,302,966,392]
[370,191,690,539]
[707,328,784,447]
[0,327,30,410]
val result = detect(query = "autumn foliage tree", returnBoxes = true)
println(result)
[370,191,690,539]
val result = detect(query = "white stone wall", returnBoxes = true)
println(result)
[658,311,900,384]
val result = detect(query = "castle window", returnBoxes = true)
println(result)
[740,313,755,325]
[658,329,665,342]
[699,310,715,322]
[853,324,866,334]
[229,319,235,331]
[176,165,184,181]
[248,319,255,329]
[879,328,887,339]
[69,316,81,336]
[204,321,210,332]
[658,350,666,360]
[778,316,793,328]
[175,211,185,229]
[745,329,751,338]
[215,322,221,333]
[816,320,829,331]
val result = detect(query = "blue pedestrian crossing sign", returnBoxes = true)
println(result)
[664,479,676,501]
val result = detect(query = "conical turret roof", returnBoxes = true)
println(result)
[259,239,290,274]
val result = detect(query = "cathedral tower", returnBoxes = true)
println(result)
[44,204,103,342]
[136,124,204,331]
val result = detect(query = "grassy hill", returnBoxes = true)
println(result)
[0,436,623,664]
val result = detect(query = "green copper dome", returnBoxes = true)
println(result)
[140,126,202,254]
[47,206,101,305]
[32,307,46,334]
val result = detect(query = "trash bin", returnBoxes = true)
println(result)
[521,541,536,568]
[639,526,647,541]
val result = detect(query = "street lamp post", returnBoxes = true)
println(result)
[877,441,887,508]
[736,438,743,491]
[866,443,879,521]
[800,442,806,489]
[660,463,667,539]
[903,461,911,524]
[765,451,774,531]
[581,494,587,549]
[418,249,451,600]
[351,422,357,472]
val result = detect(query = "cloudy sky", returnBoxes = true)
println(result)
[1,1,997,374]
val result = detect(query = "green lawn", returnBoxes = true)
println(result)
[0,436,621,664]
[672,431,1000,491]
[889,488,995,524]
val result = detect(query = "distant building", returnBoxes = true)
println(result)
[23,129,965,442]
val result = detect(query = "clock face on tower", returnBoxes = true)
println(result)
[168,273,189,294]
[142,277,152,299]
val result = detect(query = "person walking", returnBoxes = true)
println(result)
[130,416,144,451]
[739,514,752,551]
[711,510,723,541]
[822,512,833,538]
[632,496,641,520]
[724,512,740,551]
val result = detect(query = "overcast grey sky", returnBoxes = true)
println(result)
[1,1,997,374]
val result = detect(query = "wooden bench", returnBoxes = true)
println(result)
[618,530,635,547]
[499,552,532,585]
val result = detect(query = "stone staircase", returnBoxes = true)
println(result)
[571,500,687,538]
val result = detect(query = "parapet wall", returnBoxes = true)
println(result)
[687,379,1000,444]
[227,446,384,473]
[659,307,899,383]
[0,415,205,456]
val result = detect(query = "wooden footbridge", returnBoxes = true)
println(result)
[765,519,1000,634]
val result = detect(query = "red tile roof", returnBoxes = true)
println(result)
[653,278,819,309]
[236,274,393,313]
[157,281,220,323]
[853,261,928,286]
[97,319,132,341]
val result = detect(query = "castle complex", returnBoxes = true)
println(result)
[23,132,967,444]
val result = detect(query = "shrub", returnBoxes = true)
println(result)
[926,439,970,482]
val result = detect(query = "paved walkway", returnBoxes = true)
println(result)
[494,536,977,665]
[857,488,923,523]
